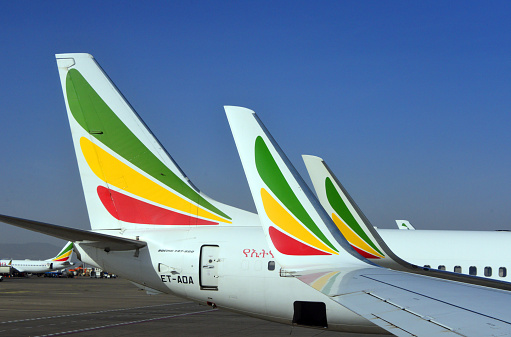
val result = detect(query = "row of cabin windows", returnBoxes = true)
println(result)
[424,265,507,278]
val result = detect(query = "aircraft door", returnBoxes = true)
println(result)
[200,245,219,290]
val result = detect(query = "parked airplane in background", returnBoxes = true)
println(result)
[395,220,415,230]
[0,53,511,336]
[303,155,511,283]
[0,242,74,274]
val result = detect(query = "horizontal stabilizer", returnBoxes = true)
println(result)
[0,214,146,251]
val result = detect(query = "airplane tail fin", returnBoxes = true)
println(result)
[49,241,74,262]
[302,155,387,261]
[225,106,367,270]
[55,54,233,230]
[396,220,415,230]
[302,155,416,269]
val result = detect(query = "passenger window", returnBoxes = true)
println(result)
[268,261,276,271]
[454,266,462,273]
[469,266,477,276]
[499,267,507,277]
[438,265,446,271]
[484,267,492,277]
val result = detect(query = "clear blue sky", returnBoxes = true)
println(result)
[1,2,510,245]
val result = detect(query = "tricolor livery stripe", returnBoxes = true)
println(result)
[98,186,218,226]
[325,177,384,258]
[268,227,330,255]
[255,136,338,255]
[80,137,229,224]
[261,189,337,255]
[298,271,343,294]
[52,242,73,262]
[65,69,230,222]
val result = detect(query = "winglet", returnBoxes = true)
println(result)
[303,155,387,260]
[225,106,367,270]
[302,154,418,269]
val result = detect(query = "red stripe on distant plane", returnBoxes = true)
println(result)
[269,226,331,255]
[351,245,381,259]
[97,186,218,226]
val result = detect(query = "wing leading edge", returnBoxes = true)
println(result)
[0,214,146,251]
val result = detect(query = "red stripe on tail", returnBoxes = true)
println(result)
[97,186,218,226]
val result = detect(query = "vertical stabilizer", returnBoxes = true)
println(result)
[302,155,421,270]
[225,106,367,270]
[303,155,387,261]
[49,241,74,262]
[56,54,232,230]
[396,220,415,230]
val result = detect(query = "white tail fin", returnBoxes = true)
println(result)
[56,54,233,230]
[302,155,429,270]
[225,106,366,270]
[396,220,415,230]
[302,155,387,261]
[49,241,74,262]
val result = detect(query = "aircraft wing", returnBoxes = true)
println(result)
[0,214,146,251]
[300,267,511,336]
[225,106,511,336]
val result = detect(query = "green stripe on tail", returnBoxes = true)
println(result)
[65,69,230,221]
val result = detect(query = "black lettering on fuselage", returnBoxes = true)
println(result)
[177,276,194,284]
[161,274,194,284]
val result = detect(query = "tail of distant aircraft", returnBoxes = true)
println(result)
[55,53,234,231]
[396,220,415,230]
[48,241,74,262]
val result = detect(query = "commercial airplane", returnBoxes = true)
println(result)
[303,154,511,283]
[0,241,74,274]
[395,220,415,230]
[0,53,511,336]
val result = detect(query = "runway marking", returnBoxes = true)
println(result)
[34,308,216,336]
[0,302,193,325]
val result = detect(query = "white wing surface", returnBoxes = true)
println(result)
[226,106,511,336]
[300,267,511,336]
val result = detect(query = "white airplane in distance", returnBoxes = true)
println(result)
[1,53,511,336]
[395,220,415,230]
[303,155,511,283]
[0,241,74,274]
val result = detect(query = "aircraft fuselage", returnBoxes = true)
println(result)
[75,226,386,334]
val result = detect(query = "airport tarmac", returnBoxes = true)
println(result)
[0,277,383,337]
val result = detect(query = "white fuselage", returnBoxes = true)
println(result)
[73,226,511,334]
[0,259,72,273]
[75,225,386,334]
[378,229,511,281]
